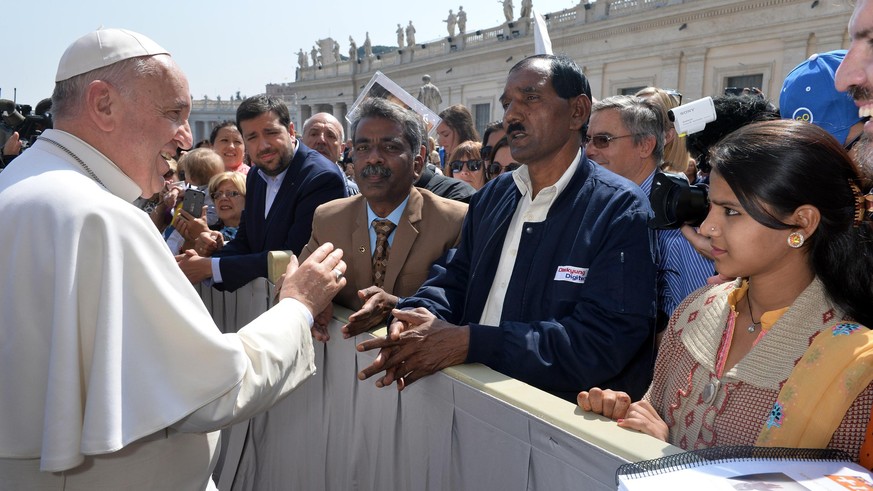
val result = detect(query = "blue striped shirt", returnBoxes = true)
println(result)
[640,171,715,320]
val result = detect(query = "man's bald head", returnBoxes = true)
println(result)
[302,112,345,163]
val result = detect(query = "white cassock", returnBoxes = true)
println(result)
[0,129,316,490]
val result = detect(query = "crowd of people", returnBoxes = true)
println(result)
[3,1,873,486]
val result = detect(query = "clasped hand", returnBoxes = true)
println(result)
[195,230,223,257]
[576,388,669,441]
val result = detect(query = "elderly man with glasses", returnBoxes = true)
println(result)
[586,95,714,333]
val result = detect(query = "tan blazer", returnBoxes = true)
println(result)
[300,187,467,310]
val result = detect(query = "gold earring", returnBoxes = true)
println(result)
[787,231,805,248]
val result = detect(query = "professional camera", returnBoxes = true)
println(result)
[0,98,53,149]
[648,172,709,230]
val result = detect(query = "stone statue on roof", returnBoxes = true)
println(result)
[406,21,416,47]
[363,32,373,57]
[444,9,458,37]
[417,74,443,112]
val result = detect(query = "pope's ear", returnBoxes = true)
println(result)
[86,80,118,132]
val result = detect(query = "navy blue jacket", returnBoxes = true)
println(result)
[215,142,347,291]
[399,154,657,401]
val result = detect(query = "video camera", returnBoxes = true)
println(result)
[650,97,716,229]
[1,98,53,150]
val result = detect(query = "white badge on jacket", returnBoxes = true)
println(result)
[554,265,588,284]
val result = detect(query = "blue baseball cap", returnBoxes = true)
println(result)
[779,50,860,146]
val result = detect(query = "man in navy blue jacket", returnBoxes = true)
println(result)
[358,55,657,402]
[178,96,347,291]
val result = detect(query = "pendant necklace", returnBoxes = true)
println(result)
[37,136,106,188]
[746,293,761,333]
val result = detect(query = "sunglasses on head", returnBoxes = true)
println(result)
[664,89,683,105]
[450,159,484,173]
[584,134,636,149]
[488,162,520,175]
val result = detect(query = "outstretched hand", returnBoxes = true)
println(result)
[279,242,346,319]
[342,286,399,338]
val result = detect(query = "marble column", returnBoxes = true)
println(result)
[659,52,682,93]
[682,47,708,101]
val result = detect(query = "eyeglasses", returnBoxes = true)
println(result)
[211,190,243,200]
[488,162,521,175]
[584,134,636,149]
[665,89,683,105]
[450,159,484,173]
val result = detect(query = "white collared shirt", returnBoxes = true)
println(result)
[256,141,297,218]
[479,149,582,325]
[258,167,289,219]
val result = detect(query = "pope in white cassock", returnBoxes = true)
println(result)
[0,28,347,490]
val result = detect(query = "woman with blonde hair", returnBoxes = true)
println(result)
[207,171,247,242]
[636,87,693,176]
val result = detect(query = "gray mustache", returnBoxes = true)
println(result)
[361,165,392,178]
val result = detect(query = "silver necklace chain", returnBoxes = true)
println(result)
[746,293,761,333]
[37,135,106,188]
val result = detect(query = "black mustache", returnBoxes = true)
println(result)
[361,165,392,178]
[506,122,526,134]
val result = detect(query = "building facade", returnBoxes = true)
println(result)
[188,97,243,146]
[263,0,852,138]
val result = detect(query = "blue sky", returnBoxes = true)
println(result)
[4,0,580,107]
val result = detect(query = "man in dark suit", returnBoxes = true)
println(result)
[180,95,347,291]
[300,97,467,340]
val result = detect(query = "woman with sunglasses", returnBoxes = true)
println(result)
[447,141,489,191]
[438,105,480,169]
[578,120,873,462]
[486,136,521,178]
